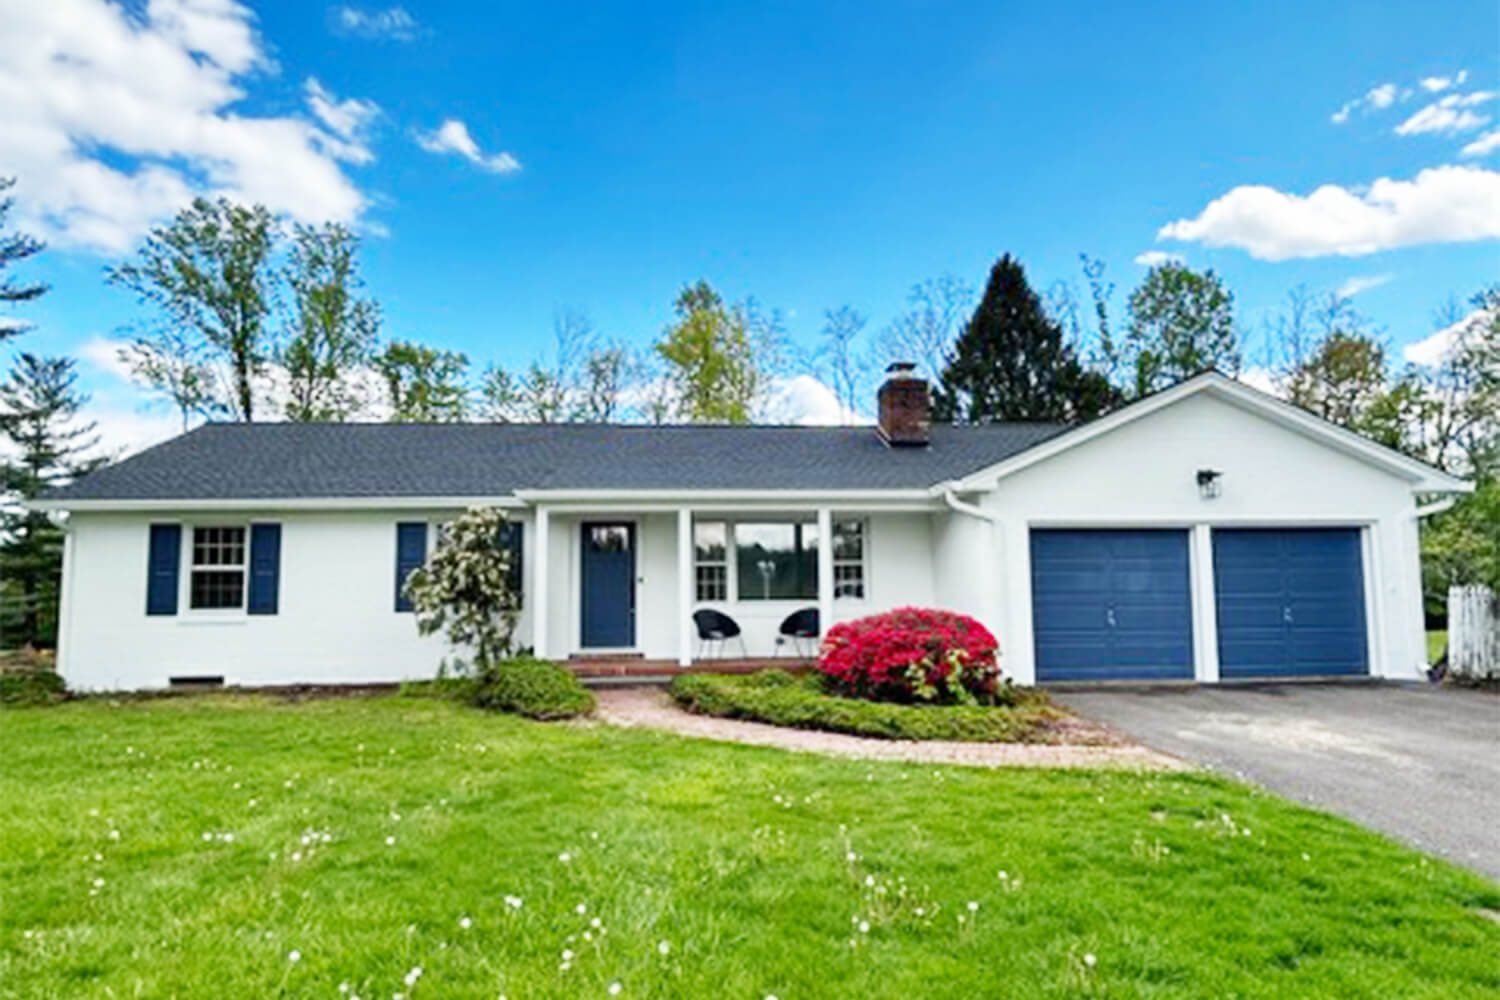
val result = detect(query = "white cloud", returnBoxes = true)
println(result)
[755,375,868,425]
[304,78,380,164]
[1403,307,1494,366]
[1393,91,1496,136]
[0,0,378,254]
[332,5,420,41]
[1157,165,1500,260]
[1420,69,1468,93]
[414,119,522,174]
[1461,129,1500,158]
[1133,250,1183,268]
[1331,82,1400,124]
[1335,273,1393,298]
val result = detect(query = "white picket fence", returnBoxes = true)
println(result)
[1448,585,1500,680]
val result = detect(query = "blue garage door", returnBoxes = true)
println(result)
[1031,530,1195,682]
[1213,528,1368,678]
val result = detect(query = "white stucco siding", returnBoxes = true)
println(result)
[60,509,536,691]
[971,392,1427,684]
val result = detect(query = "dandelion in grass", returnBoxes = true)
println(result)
[1084,953,1097,968]
[562,949,575,961]
[858,921,870,934]
[559,851,571,863]
[108,829,120,840]
[608,983,622,995]
[386,836,396,847]
[967,901,979,913]
[657,940,670,955]
[460,916,472,930]
[404,966,423,986]
[576,903,587,914]
[287,950,301,963]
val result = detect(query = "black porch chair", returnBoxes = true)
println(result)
[693,609,747,659]
[777,607,820,658]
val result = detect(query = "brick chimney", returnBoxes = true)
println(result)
[876,362,930,447]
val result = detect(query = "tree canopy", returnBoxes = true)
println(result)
[933,254,1120,423]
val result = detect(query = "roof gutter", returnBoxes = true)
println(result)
[1414,497,1460,520]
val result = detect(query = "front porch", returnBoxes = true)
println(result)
[526,499,952,666]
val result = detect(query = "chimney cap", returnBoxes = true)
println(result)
[885,361,917,375]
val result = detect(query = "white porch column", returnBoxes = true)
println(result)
[677,508,693,666]
[817,507,833,639]
[533,506,550,659]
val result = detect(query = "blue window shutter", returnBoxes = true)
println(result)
[395,522,427,612]
[146,524,181,616]
[501,521,524,600]
[248,523,281,615]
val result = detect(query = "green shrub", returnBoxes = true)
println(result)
[0,666,67,707]
[472,658,595,719]
[669,670,1061,743]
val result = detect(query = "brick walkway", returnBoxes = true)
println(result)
[593,687,1186,771]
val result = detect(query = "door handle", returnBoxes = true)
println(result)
[1106,607,1117,628]
[1282,605,1294,624]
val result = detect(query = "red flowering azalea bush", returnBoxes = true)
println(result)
[818,607,1006,705]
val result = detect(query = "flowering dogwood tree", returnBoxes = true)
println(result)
[404,506,522,674]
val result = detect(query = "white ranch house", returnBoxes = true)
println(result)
[36,371,1468,691]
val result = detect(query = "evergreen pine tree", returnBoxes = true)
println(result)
[933,254,1119,423]
[0,355,102,646]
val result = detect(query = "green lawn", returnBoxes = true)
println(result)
[2,697,1496,999]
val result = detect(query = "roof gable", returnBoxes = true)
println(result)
[952,372,1471,495]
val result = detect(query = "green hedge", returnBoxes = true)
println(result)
[669,670,1060,743]
[0,667,67,707]
[472,658,595,719]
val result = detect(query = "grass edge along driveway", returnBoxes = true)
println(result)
[2,695,1496,999]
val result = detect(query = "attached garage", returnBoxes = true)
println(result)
[1212,528,1369,678]
[1030,529,1194,682]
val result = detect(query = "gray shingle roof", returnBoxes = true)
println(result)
[44,422,1069,502]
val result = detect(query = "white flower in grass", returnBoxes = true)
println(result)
[1083,953,1097,968]
[223,833,234,843]
[339,983,350,993]
[202,832,212,842]
[92,878,105,888]
[575,903,587,915]
[845,851,857,862]
[608,983,622,995]
[657,940,670,955]
[291,851,302,862]
[863,875,874,887]
[967,901,979,912]
[558,851,571,863]
[504,895,523,909]
[404,966,423,986]
[858,921,869,934]
[108,830,120,840]
[589,917,601,929]
[385,836,396,847]
[459,916,472,930]
[287,949,300,963]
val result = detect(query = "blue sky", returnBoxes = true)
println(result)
[2,1,1498,449]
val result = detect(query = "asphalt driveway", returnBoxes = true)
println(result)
[1056,683,1500,881]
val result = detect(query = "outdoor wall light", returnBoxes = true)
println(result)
[1196,468,1223,500]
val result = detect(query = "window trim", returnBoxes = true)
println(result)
[832,517,868,602]
[182,522,250,616]
[691,516,870,605]
[693,520,729,602]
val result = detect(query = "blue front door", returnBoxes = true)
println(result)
[581,522,635,648]
[1213,528,1368,678]
[1031,529,1195,682]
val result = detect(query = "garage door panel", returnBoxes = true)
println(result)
[1214,528,1368,679]
[1032,529,1194,683]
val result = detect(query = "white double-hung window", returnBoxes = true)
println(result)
[189,525,247,610]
